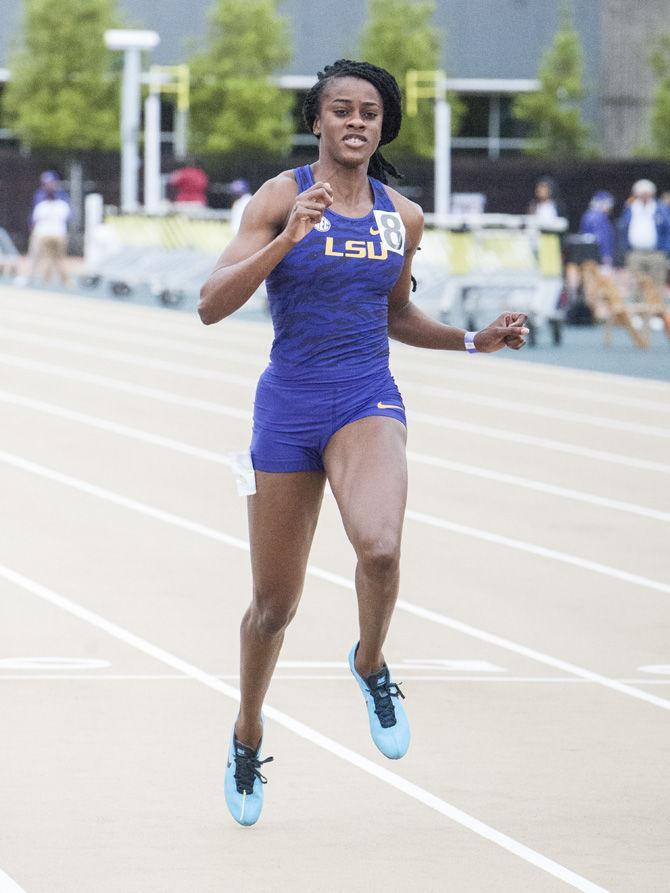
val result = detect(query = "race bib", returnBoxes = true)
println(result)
[373,210,405,256]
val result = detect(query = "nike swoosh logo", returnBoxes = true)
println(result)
[377,401,403,410]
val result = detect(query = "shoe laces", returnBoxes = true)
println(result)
[367,674,405,729]
[233,742,274,795]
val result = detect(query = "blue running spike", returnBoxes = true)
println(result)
[224,726,273,826]
[348,643,410,760]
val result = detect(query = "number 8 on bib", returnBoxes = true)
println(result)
[373,210,405,255]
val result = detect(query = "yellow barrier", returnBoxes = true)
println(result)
[102,214,563,279]
[103,215,232,252]
[538,232,563,276]
[440,229,561,277]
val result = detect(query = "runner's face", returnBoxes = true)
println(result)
[314,77,384,167]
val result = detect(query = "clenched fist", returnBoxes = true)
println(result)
[283,181,334,244]
[473,312,529,352]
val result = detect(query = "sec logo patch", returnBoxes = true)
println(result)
[314,216,332,232]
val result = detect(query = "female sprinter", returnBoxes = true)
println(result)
[198,59,529,826]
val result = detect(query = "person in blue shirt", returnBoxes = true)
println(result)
[579,191,616,266]
[199,59,530,826]
[32,171,70,207]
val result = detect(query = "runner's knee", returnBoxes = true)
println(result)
[356,534,401,575]
[249,584,302,636]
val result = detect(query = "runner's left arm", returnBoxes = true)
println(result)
[387,197,528,353]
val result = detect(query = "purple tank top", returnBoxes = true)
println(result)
[264,164,406,383]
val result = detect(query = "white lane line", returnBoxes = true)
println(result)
[0,657,110,670]
[0,355,670,521]
[2,388,668,525]
[3,321,669,440]
[393,597,670,709]
[0,328,261,387]
[639,664,670,674]
[402,379,670,439]
[391,356,670,415]
[391,341,670,393]
[1,673,669,684]
[5,303,669,414]
[1,448,669,713]
[274,659,502,670]
[406,413,670,475]
[3,341,670,476]
[0,674,190,680]
[0,391,238,467]
[0,292,270,352]
[0,868,28,893]
[311,529,670,708]
[0,564,610,893]
[403,507,670,596]
[5,391,670,593]
[0,354,251,421]
[406,450,670,523]
[0,318,262,377]
[0,297,269,344]
[2,289,666,397]
[21,302,670,411]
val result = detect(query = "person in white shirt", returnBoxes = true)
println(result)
[528,177,566,224]
[29,193,71,285]
[621,179,670,298]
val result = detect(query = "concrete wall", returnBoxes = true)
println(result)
[0,0,23,69]
[600,0,670,157]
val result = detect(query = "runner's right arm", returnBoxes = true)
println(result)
[198,175,332,324]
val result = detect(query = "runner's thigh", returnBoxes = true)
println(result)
[323,416,407,550]
[248,470,326,596]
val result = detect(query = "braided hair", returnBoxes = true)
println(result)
[303,60,403,184]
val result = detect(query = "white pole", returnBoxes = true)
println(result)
[106,31,159,213]
[434,73,451,226]
[144,89,161,214]
[84,193,104,265]
[68,160,83,233]
[120,46,141,212]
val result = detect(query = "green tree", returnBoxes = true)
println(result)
[188,0,293,154]
[358,0,462,159]
[2,0,121,149]
[649,34,670,159]
[513,5,594,159]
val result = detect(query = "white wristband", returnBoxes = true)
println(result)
[464,331,478,354]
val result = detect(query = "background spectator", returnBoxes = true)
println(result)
[168,160,209,207]
[619,179,670,295]
[528,176,567,223]
[32,170,69,208]
[579,190,616,266]
[29,187,71,285]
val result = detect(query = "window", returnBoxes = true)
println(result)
[456,94,490,139]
